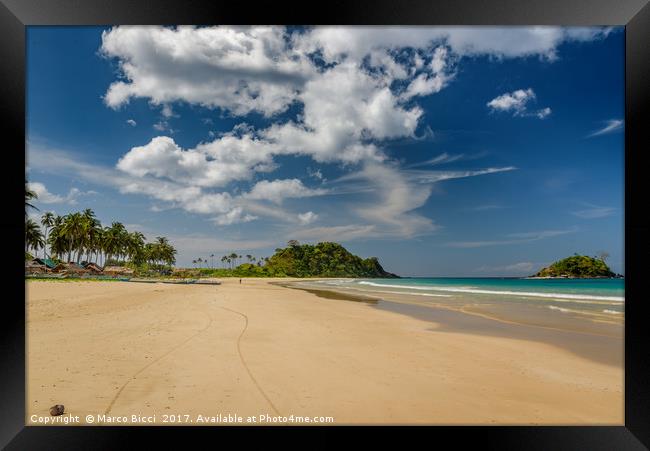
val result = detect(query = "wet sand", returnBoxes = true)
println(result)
[26,279,623,425]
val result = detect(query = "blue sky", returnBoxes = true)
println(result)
[26,26,624,276]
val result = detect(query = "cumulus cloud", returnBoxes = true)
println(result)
[213,207,258,225]
[101,26,314,116]
[292,26,611,62]
[297,211,318,225]
[27,182,93,205]
[117,135,278,188]
[487,88,551,119]
[94,26,612,236]
[126,119,137,126]
[244,179,327,204]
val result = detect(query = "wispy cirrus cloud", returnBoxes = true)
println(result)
[446,227,578,248]
[465,204,508,212]
[586,119,623,138]
[571,203,616,219]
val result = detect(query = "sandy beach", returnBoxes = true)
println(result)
[26,279,623,425]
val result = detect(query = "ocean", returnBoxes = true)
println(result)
[291,277,624,331]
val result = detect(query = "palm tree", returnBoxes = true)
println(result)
[127,231,146,265]
[77,209,99,263]
[25,181,39,215]
[47,215,66,261]
[40,212,55,259]
[25,219,44,254]
[210,253,215,269]
[103,222,126,265]
[245,254,253,263]
[60,212,84,262]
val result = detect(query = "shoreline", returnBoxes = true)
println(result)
[279,281,623,367]
[27,279,623,425]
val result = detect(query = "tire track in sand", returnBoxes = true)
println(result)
[104,308,214,416]
[219,306,281,416]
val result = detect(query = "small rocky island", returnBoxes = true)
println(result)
[531,254,622,278]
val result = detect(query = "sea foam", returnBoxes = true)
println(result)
[356,281,624,302]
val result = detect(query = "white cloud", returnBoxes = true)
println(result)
[28,182,65,203]
[406,152,465,168]
[307,167,324,181]
[213,207,258,225]
[101,26,314,116]
[116,135,278,188]
[297,211,318,225]
[571,204,616,219]
[27,182,92,205]
[333,163,437,238]
[292,224,378,242]
[408,166,516,184]
[487,88,551,119]
[244,179,327,204]
[466,204,507,212]
[402,46,454,99]
[447,227,578,248]
[587,119,623,137]
[261,61,421,164]
[293,26,611,62]
[126,119,137,126]
[41,26,613,240]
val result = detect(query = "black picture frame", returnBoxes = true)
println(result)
[2,0,648,448]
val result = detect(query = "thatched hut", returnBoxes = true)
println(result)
[63,262,89,275]
[82,262,103,273]
[33,258,58,270]
[103,266,134,276]
[25,260,47,274]
[51,263,67,273]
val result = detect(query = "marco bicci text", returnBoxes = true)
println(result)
[30,413,335,424]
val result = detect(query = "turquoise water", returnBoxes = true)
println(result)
[298,277,625,323]
[353,278,624,301]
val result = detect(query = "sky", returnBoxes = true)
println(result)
[26,26,625,276]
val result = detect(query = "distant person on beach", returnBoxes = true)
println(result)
[239,279,242,284]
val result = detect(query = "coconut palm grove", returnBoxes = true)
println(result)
[26,182,177,271]
[25,182,394,278]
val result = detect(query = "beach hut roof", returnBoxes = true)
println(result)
[42,258,57,269]
[85,262,103,272]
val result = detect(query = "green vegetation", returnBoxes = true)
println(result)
[25,185,176,273]
[532,254,617,278]
[182,241,398,278]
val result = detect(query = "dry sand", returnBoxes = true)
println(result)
[26,279,623,425]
